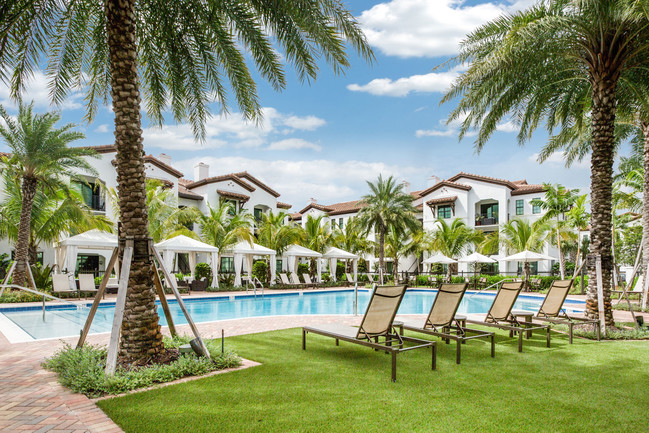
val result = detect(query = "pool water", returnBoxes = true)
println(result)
[0,289,585,341]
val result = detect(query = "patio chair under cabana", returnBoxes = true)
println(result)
[57,229,118,275]
[228,241,276,286]
[323,247,359,283]
[283,244,323,282]
[155,235,219,286]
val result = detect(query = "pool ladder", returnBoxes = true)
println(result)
[246,277,265,297]
[0,283,92,322]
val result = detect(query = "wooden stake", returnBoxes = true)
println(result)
[106,242,133,375]
[152,246,210,359]
[149,243,177,337]
[595,256,606,337]
[26,262,37,290]
[77,248,118,349]
[642,270,649,310]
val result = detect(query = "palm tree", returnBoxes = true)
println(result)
[495,219,549,291]
[0,171,113,266]
[200,201,255,254]
[357,175,420,284]
[303,215,333,277]
[384,226,413,281]
[333,217,371,273]
[441,0,649,325]
[257,211,303,281]
[566,194,590,279]
[145,180,201,243]
[530,184,579,279]
[1,0,373,361]
[0,102,95,286]
[429,218,482,282]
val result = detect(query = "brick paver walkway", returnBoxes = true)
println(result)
[1,288,647,433]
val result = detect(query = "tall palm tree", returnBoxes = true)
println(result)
[566,194,591,278]
[357,175,420,284]
[0,102,95,286]
[145,180,201,243]
[257,211,303,280]
[200,201,255,254]
[0,171,113,265]
[303,215,333,277]
[494,219,549,291]
[333,217,371,273]
[441,0,649,325]
[429,218,482,282]
[530,184,579,279]
[384,226,414,281]
[1,0,373,361]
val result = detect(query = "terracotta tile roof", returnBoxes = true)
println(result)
[216,189,250,202]
[277,201,292,209]
[178,184,203,200]
[147,177,174,187]
[81,144,117,154]
[510,184,547,196]
[327,199,367,216]
[186,174,256,192]
[426,196,458,206]
[232,171,280,198]
[410,190,423,197]
[143,154,184,178]
[415,203,424,210]
[512,179,528,185]
[290,213,302,220]
[0,151,10,158]
[418,180,472,197]
[178,178,193,186]
[298,203,334,215]
[447,172,517,189]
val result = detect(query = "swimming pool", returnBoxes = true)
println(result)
[0,289,585,342]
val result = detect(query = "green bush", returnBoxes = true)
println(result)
[0,291,50,303]
[297,263,309,276]
[219,273,235,286]
[336,262,345,280]
[252,260,268,284]
[195,262,212,285]
[357,259,368,273]
[30,264,53,291]
[42,336,241,398]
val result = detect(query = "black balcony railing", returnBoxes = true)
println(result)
[89,195,105,212]
[475,216,497,226]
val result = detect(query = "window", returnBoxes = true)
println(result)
[276,259,283,273]
[339,218,344,228]
[72,180,105,211]
[517,261,538,275]
[438,205,452,219]
[223,199,238,215]
[254,208,263,222]
[515,200,524,215]
[532,198,541,214]
[220,257,234,273]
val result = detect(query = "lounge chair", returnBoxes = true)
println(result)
[279,273,291,286]
[290,273,309,288]
[78,274,99,297]
[366,273,376,283]
[465,281,551,352]
[52,274,78,299]
[302,273,318,288]
[345,273,356,285]
[302,285,436,382]
[532,279,600,343]
[397,283,494,364]
[106,277,119,294]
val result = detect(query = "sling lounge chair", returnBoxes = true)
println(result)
[345,273,356,285]
[532,279,600,343]
[302,273,318,288]
[465,281,551,352]
[52,274,78,299]
[366,273,376,283]
[303,285,436,382]
[78,274,99,297]
[398,283,494,364]
[290,273,309,288]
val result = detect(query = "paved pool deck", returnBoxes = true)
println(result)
[0,287,646,432]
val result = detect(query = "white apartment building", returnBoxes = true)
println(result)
[0,145,291,276]
[292,172,559,276]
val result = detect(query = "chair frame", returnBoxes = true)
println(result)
[465,281,551,352]
[399,283,495,364]
[533,279,600,343]
[302,285,436,382]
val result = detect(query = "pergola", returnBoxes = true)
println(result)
[57,229,118,274]
[228,241,276,286]
[155,235,219,285]
[283,244,323,282]
[322,247,359,282]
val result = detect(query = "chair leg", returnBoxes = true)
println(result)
[456,339,461,364]
[518,331,523,352]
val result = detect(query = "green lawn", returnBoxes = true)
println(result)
[98,328,649,432]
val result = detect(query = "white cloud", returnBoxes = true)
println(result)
[359,0,535,58]
[173,156,426,207]
[94,124,109,133]
[529,151,589,169]
[495,120,519,133]
[0,71,84,111]
[267,138,322,151]
[416,115,516,139]
[347,68,462,96]
[142,107,325,151]
[415,128,455,138]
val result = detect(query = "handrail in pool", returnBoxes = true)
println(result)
[0,283,92,319]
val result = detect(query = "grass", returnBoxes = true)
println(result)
[98,328,649,433]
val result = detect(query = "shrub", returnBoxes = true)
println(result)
[219,274,235,287]
[30,264,54,291]
[357,259,368,273]
[42,337,241,398]
[195,262,212,285]
[252,260,268,284]
[336,262,345,280]
[297,262,309,276]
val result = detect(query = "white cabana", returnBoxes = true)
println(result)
[323,247,359,283]
[57,229,118,274]
[500,250,557,262]
[155,235,219,285]
[283,244,323,282]
[228,241,276,286]
[423,252,457,265]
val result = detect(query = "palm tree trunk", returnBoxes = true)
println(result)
[524,261,531,292]
[642,122,649,299]
[585,76,615,327]
[13,176,37,287]
[556,225,565,279]
[106,0,163,361]
[378,225,385,285]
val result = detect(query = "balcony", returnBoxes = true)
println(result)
[475,216,498,226]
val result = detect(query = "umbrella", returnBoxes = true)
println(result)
[423,252,457,265]
[500,250,556,262]
[458,252,496,264]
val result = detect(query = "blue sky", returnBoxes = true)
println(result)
[0,0,598,209]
